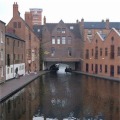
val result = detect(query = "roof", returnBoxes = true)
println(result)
[33,25,44,38]
[33,21,82,39]
[5,32,25,42]
[0,20,6,25]
[84,22,120,29]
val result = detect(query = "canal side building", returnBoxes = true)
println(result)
[0,20,6,83]
[6,2,40,73]
[5,32,25,80]
[34,19,84,70]
[83,28,120,78]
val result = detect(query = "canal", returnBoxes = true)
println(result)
[0,71,120,120]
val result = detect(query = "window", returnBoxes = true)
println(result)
[68,47,72,56]
[62,37,66,44]
[110,45,114,59]
[88,30,92,35]
[62,28,66,33]
[105,48,108,56]
[68,36,71,44]
[13,22,17,28]
[86,49,89,59]
[100,48,102,56]
[100,64,102,72]
[0,49,4,60]
[7,54,10,66]
[95,46,98,59]
[52,36,55,44]
[92,49,94,56]
[51,47,55,56]
[105,65,107,73]
[96,39,98,44]
[111,36,114,43]
[37,29,40,32]
[117,66,120,74]
[57,37,60,44]
[57,28,61,33]
[0,31,3,43]
[70,26,74,30]
[91,64,93,71]
[118,47,120,56]
[18,22,21,28]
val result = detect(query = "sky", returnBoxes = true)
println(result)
[0,0,120,24]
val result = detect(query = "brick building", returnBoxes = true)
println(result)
[5,32,25,80]
[0,20,6,83]
[6,2,40,73]
[83,28,120,78]
[30,8,43,25]
[34,19,84,70]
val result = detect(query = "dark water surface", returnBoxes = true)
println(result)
[33,72,120,120]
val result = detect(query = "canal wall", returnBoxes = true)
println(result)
[73,71,120,82]
[0,71,49,120]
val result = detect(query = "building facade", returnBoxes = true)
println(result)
[0,20,6,83]
[5,32,25,80]
[6,2,40,73]
[83,28,120,78]
[34,20,84,70]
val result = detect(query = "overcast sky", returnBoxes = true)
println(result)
[0,0,120,24]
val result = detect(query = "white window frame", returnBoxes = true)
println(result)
[68,36,72,44]
[52,37,55,44]
[0,31,3,44]
[62,28,66,33]
[57,37,60,44]
[62,37,66,44]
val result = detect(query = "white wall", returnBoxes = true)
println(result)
[6,63,25,80]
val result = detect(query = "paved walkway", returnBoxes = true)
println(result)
[0,71,48,103]
[73,71,120,82]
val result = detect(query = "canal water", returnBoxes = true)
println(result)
[0,69,120,120]
[33,71,120,120]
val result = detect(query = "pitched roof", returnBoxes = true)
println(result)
[84,22,120,29]
[84,22,106,29]
[33,22,82,39]
[33,25,44,38]
[5,32,24,41]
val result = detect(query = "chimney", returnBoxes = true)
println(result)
[80,18,84,27]
[25,12,33,29]
[76,19,79,23]
[106,19,109,29]
[43,16,46,25]
[13,2,19,17]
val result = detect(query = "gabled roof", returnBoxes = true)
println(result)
[5,32,24,41]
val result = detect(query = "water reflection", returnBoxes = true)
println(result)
[33,72,120,120]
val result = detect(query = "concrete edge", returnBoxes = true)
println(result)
[73,71,120,82]
[0,71,49,103]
